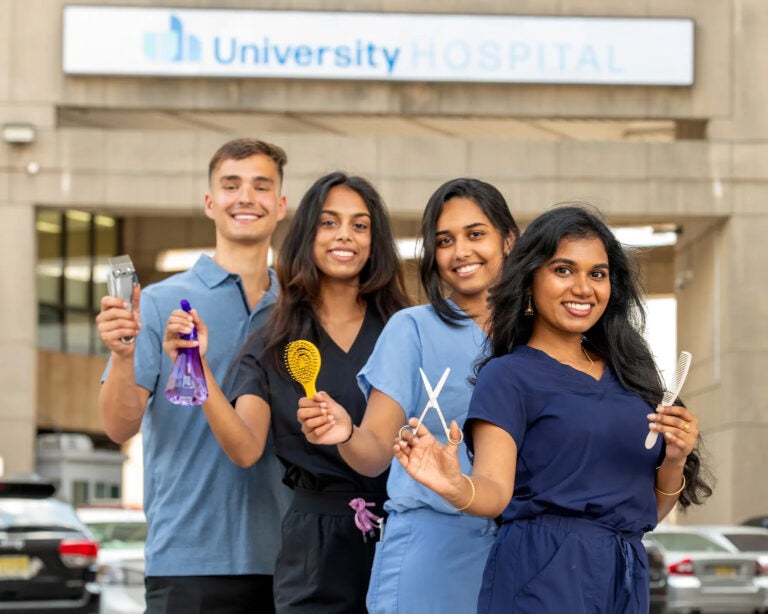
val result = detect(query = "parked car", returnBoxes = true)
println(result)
[744,516,768,530]
[0,476,100,613]
[644,540,669,614]
[76,507,146,614]
[644,525,766,613]
[695,525,768,612]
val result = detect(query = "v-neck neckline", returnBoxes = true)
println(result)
[523,345,608,384]
[445,298,486,334]
[321,308,371,356]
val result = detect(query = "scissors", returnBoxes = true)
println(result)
[398,367,463,445]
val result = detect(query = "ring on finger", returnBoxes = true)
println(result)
[398,425,414,440]
[683,422,690,432]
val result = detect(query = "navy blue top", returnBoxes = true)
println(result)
[466,345,660,535]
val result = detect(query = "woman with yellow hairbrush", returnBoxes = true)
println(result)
[163,171,410,613]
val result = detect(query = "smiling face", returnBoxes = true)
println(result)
[204,153,287,246]
[434,197,512,310]
[530,235,611,341]
[312,185,372,283]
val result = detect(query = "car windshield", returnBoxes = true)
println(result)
[723,533,768,552]
[0,498,84,531]
[85,521,147,550]
[651,532,730,553]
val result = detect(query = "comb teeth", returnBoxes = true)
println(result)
[645,350,692,450]
[661,351,692,406]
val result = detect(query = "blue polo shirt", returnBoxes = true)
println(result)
[105,255,291,576]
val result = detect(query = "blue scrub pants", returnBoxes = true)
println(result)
[479,514,649,614]
[366,508,497,614]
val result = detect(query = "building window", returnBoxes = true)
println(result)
[36,209,120,355]
[95,481,121,500]
[72,480,89,506]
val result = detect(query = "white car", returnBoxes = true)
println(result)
[644,524,766,614]
[76,507,147,614]
[694,525,768,612]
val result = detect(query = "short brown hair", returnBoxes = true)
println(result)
[208,138,288,185]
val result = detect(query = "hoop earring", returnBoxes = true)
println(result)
[524,294,534,316]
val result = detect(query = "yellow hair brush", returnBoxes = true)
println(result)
[284,339,322,397]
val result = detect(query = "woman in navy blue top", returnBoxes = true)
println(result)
[394,205,712,613]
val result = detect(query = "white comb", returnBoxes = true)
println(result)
[644,351,692,449]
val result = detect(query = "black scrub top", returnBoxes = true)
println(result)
[230,309,389,496]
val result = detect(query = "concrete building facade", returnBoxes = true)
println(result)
[0,0,765,523]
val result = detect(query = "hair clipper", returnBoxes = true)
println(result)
[107,255,138,344]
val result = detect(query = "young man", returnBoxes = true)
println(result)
[96,138,292,613]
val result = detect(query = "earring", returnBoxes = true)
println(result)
[524,295,534,316]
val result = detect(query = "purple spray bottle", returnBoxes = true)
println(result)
[164,299,208,405]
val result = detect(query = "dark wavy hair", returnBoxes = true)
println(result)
[419,178,520,326]
[483,204,711,509]
[262,171,411,370]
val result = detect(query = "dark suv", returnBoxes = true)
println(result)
[0,476,100,613]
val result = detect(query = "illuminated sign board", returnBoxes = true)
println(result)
[63,7,694,86]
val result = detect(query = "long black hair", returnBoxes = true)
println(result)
[419,178,520,326]
[484,204,711,509]
[262,171,411,370]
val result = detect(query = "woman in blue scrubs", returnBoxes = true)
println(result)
[298,178,519,613]
[394,205,713,613]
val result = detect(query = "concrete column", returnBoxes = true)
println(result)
[676,212,768,524]
[0,202,37,475]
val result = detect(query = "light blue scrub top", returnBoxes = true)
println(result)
[358,302,486,514]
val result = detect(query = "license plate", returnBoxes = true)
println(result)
[713,565,737,577]
[0,555,31,579]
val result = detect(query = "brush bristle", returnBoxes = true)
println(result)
[284,340,321,385]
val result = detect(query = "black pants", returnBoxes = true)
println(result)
[274,489,386,614]
[145,574,275,614]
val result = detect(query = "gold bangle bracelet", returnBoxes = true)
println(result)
[655,475,686,496]
[455,474,475,511]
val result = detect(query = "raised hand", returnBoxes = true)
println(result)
[297,392,354,446]
[647,404,699,464]
[96,284,141,357]
[393,418,464,499]
[163,308,208,361]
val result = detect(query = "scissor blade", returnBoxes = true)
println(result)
[415,367,453,438]
[431,367,451,400]
[418,367,433,402]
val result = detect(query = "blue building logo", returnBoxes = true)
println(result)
[143,16,202,62]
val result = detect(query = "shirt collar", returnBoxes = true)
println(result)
[263,268,279,303]
[191,254,278,297]
[191,254,231,288]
